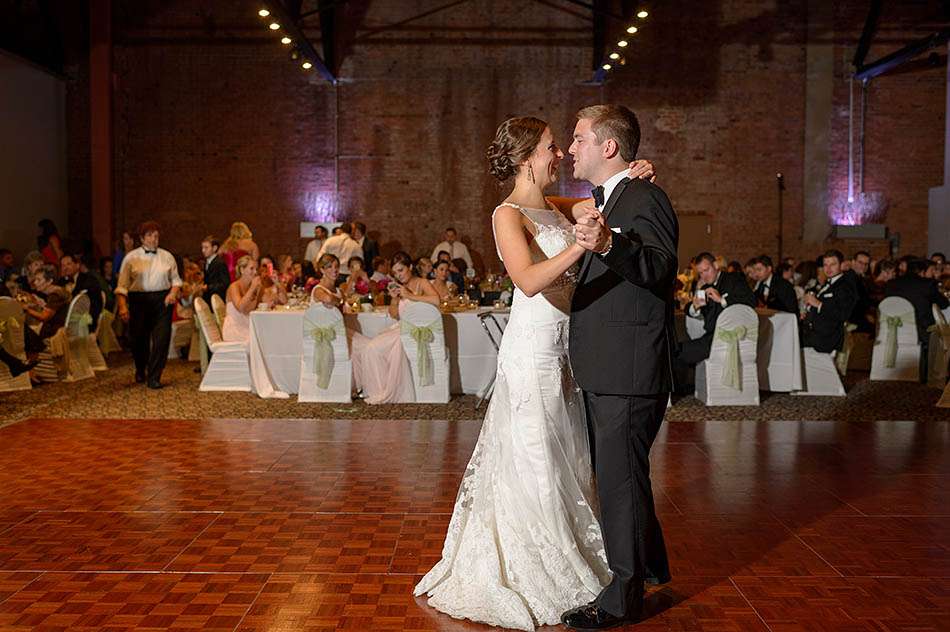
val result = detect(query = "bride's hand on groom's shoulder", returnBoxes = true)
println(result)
[628,159,657,183]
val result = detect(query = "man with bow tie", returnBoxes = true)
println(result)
[752,255,798,313]
[801,249,857,353]
[115,221,181,389]
[58,253,104,327]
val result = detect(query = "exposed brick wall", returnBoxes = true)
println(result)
[68,0,944,270]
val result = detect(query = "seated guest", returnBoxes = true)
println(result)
[258,255,288,307]
[292,261,306,287]
[17,251,45,293]
[450,257,469,291]
[725,260,743,275]
[222,256,260,343]
[37,219,63,265]
[430,227,473,270]
[22,266,71,354]
[342,256,372,297]
[350,251,440,404]
[752,255,798,313]
[276,255,295,289]
[415,256,434,280]
[59,254,103,327]
[885,257,950,381]
[310,254,346,307]
[91,257,116,312]
[431,259,457,301]
[897,255,914,277]
[801,250,858,353]
[316,222,363,274]
[870,259,896,304]
[673,252,756,388]
[370,256,391,283]
[843,250,874,333]
[743,258,758,287]
[201,235,229,303]
[931,252,946,279]
[219,222,260,281]
[176,262,204,320]
[304,225,328,265]
[0,249,15,284]
[777,262,794,283]
[795,260,819,293]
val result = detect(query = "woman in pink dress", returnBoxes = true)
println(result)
[350,251,440,404]
[219,222,260,281]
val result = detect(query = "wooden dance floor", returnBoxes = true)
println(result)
[0,416,946,630]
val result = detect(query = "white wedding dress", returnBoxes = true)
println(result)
[414,203,611,630]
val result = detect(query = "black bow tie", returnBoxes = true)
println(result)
[591,186,605,208]
[144,249,157,255]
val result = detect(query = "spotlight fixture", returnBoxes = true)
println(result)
[609,52,620,60]
[626,26,638,34]
[281,36,292,45]
[269,22,280,30]
[258,8,270,17]
[602,63,612,70]
[637,10,649,18]
[617,40,628,47]
[302,61,313,70]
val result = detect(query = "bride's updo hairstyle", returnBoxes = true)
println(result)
[487,116,548,182]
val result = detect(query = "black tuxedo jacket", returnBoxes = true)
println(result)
[755,275,798,314]
[203,256,230,303]
[360,238,379,267]
[62,272,103,326]
[569,178,679,396]
[844,269,873,332]
[885,274,950,342]
[699,271,757,335]
[801,275,858,352]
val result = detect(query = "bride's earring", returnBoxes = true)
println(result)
[528,164,535,184]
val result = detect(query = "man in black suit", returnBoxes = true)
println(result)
[201,235,229,303]
[843,250,874,333]
[752,254,798,313]
[564,105,677,629]
[59,254,102,327]
[801,249,858,353]
[673,252,757,388]
[885,257,949,381]
[352,222,379,270]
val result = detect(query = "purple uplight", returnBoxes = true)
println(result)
[301,191,339,223]
[828,191,888,226]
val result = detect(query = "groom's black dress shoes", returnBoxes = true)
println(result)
[560,604,629,630]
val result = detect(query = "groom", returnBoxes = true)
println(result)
[564,104,678,629]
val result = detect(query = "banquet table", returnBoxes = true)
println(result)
[248,307,509,399]
[678,308,802,392]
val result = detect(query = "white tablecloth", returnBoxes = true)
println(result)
[681,309,802,392]
[248,308,509,399]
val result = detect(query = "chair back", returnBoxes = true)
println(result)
[65,292,93,338]
[876,296,917,345]
[708,304,759,394]
[398,301,449,402]
[0,297,26,358]
[195,297,223,346]
[299,303,350,400]
[211,294,227,329]
[934,304,948,328]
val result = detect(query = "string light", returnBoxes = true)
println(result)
[626,26,638,34]
[617,40,628,47]
[302,61,313,70]
[281,36,292,45]
[602,63,612,70]
[637,10,649,18]
[269,22,280,30]
[258,8,270,17]
[609,52,620,60]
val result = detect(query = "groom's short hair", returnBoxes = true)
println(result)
[576,105,641,162]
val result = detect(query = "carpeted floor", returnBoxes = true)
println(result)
[1,352,948,426]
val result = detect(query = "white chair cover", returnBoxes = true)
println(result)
[398,301,449,403]
[0,297,31,392]
[195,297,251,392]
[86,292,109,371]
[96,308,122,355]
[928,304,950,388]
[211,294,227,330]
[298,303,351,402]
[167,319,195,360]
[62,292,95,382]
[695,304,760,406]
[938,380,950,408]
[870,296,920,382]
[795,348,846,396]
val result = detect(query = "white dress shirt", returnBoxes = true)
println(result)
[754,274,773,299]
[304,238,324,264]
[430,240,473,269]
[596,168,631,210]
[317,234,363,266]
[115,247,182,295]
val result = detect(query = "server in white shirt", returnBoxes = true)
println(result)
[115,221,182,389]
[430,227,473,270]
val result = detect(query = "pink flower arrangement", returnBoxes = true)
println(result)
[376,278,390,291]
[355,279,370,295]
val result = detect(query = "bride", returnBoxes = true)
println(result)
[413,116,653,630]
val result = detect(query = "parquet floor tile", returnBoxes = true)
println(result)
[0,571,42,605]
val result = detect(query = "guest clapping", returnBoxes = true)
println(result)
[222,256,260,343]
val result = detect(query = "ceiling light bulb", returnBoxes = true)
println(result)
[269,22,280,30]
[609,52,620,60]
[258,9,270,17]
[626,26,638,34]
[302,61,313,70]
[637,10,649,18]
[602,63,612,70]
[281,36,292,45]
[617,40,628,47]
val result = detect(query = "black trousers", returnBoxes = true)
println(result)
[128,291,172,382]
[584,391,671,617]
[672,331,713,390]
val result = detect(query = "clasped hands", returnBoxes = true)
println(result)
[573,211,611,254]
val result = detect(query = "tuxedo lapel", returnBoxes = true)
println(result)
[577,178,631,283]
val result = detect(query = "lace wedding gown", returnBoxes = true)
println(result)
[414,203,611,630]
